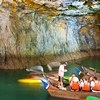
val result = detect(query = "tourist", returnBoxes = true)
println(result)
[58,62,68,90]
[90,76,100,92]
[88,76,93,83]
[80,78,91,92]
[69,73,80,91]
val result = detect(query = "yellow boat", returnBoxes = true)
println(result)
[18,78,41,84]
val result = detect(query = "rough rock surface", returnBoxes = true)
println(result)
[0,0,100,69]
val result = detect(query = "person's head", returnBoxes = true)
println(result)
[71,73,76,77]
[88,76,93,82]
[80,79,83,82]
[83,78,87,81]
[93,76,97,80]
[61,62,68,66]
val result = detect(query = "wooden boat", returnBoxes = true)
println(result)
[69,61,100,78]
[24,65,69,84]
[76,68,100,81]
[27,71,69,83]
[82,66,100,77]
[41,79,100,100]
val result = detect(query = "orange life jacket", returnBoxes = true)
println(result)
[92,81,100,91]
[71,81,79,90]
[82,82,90,91]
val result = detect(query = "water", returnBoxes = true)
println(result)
[0,56,100,100]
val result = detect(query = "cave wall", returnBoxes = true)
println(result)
[0,5,100,69]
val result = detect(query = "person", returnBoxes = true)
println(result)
[69,73,80,91]
[90,76,100,92]
[80,78,91,92]
[88,76,93,83]
[58,62,68,90]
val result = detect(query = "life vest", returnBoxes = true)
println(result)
[82,82,90,91]
[92,81,100,91]
[71,81,79,90]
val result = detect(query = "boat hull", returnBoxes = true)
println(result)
[48,85,100,100]
[41,79,100,100]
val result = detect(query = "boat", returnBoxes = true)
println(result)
[41,79,100,100]
[26,65,44,72]
[18,69,70,84]
[86,96,100,100]
[82,66,100,77]
[18,78,41,83]
[18,74,69,84]
[76,68,100,81]
[27,70,70,83]
[69,61,100,78]
[22,65,69,84]
[27,71,69,79]
[47,62,61,71]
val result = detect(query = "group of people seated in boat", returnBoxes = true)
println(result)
[57,61,100,92]
[69,73,100,92]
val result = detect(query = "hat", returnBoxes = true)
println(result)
[61,62,68,65]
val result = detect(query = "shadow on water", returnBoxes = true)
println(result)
[0,56,100,100]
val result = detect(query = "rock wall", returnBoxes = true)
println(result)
[0,3,100,69]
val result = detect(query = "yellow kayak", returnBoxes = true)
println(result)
[18,78,41,84]
[18,75,70,84]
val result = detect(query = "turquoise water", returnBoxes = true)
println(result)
[0,56,100,100]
